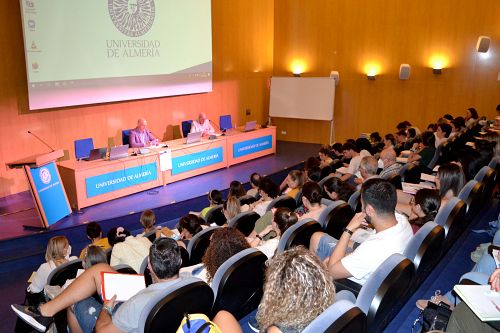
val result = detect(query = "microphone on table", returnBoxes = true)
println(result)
[27,130,55,152]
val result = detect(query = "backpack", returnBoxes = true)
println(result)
[176,313,222,333]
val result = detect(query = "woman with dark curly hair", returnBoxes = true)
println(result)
[181,228,250,284]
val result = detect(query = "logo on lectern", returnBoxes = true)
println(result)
[39,167,51,184]
[108,0,155,37]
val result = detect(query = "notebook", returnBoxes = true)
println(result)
[100,272,146,302]
[453,284,500,321]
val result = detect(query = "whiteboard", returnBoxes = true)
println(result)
[269,77,335,121]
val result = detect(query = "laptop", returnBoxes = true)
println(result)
[186,131,202,144]
[243,121,257,132]
[109,145,129,160]
[83,148,107,161]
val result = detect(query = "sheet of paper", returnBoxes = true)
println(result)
[336,166,349,174]
[402,182,434,195]
[396,157,408,164]
[454,284,500,321]
[159,149,172,171]
[420,173,436,182]
[433,165,440,172]
[101,272,146,302]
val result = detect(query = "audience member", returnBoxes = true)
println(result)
[436,163,465,207]
[397,120,412,131]
[318,146,334,169]
[337,142,362,182]
[248,207,298,258]
[427,123,437,132]
[379,148,402,179]
[370,132,385,154]
[200,189,223,219]
[407,131,436,171]
[323,177,355,202]
[250,177,279,216]
[129,118,158,148]
[465,107,479,127]
[178,214,203,248]
[408,189,440,233]
[304,156,321,181]
[297,182,327,220]
[395,129,407,155]
[310,179,413,284]
[355,138,373,157]
[223,197,241,221]
[12,238,182,333]
[435,123,452,147]
[190,112,215,136]
[137,209,156,237]
[384,133,396,149]
[247,173,262,197]
[79,222,110,258]
[281,169,304,200]
[109,227,151,273]
[228,180,246,199]
[355,156,379,188]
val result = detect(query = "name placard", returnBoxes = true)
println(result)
[233,135,273,158]
[171,147,223,175]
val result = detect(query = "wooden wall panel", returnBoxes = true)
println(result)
[0,0,274,197]
[273,0,500,144]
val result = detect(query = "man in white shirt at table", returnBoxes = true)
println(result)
[190,113,215,136]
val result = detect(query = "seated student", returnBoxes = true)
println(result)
[223,197,242,221]
[228,180,246,199]
[281,169,304,200]
[335,142,367,183]
[250,177,279,217]
[407,131,436,172]
[379,148,402,180]
[178,214,203,248]
[248,207,298,258]
[435,123,452,148]
[405,127,418,150]
[435,163,465,207]
[129,118,158,148]
[109,227,151,273]
[12,238,183,333]
[408,189,440,233]
[384,133,396,150]
[200,189,223,219]
[79,222,110,258]
[181,228,250,284]
[304,156,321,181]
[354,156,379,188]
[296,182,327,220]
[394,129,408,155]
[310,179,413,285]
[137,209,156,237]
[190,112,215,136]
[319,146,334,169]
[465,107,479,128]
[247,173,262,197]
[323,176,355,202]
[355,138,373,157]
[370,132,385,154]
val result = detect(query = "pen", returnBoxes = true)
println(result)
[490,300,500,312]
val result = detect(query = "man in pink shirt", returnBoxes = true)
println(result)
[129,118,158,148]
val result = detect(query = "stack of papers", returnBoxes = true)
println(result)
[396,157,408,164]
[402,182,435,195]
[420,173,436,183]
[454,285,500,321]
[101,272,146,302]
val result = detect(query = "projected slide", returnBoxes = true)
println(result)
[19,0,212,110]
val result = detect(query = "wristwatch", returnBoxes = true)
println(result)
[103,305,114,315]
[256,234,263,240]
[343,227,353,236]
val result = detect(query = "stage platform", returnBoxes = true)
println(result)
[0,141,320,273]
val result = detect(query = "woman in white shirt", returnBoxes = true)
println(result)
[108,227,151,273]
[250,177,280,217]
[249,207,299,258]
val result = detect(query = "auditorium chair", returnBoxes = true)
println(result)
[399,163,421,184]
[386,174,402,190]
[138,278,214,333]
[74,137,94,160]
[403,222,445,287]
[228,211,260,236]
[302,300,367,333]
[47,259,83,287]
[187,226,220,265]
[121,129,131,147]
[204,204,226,226]
[434,197,467,252]
[474,166,496,203]
[139,256,153,286]
[143,229,157,243]
[488,156,500,186]
[427,144,444,171]
[294,189,303,206]
[181,120,193,138]
[211,248,267,319]
[277,218,322,253]
[266,194,297,212]
[318,174,335,190]
[458,179,484,221]
[347,190,361,213]
[238,194,257,206]
[112,264,137,274]
[337,254,415,333]
[105,248,112,263]
[318,200,355,240]
[321,198,335,206]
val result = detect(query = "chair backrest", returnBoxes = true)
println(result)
[266,194,297,212]
[434,197,467,248]
[488,156,500,170]
[319,201,355,240]
[122,129,131,147]
[211,248,267,319]
[400,163,421,184]
[112,264,138,274]
[139,278,214,333]
[474,166,496,202]
[187,226,220,265]
[239,194,257,206]
[181,120,193,138]
[347,190,361,212]
[302,300,367,333]
[204,204,226,226]
[74,138,94,160]
[143,230,157,243]
[356,253,415,333]
[228,211,260,236]
[47,259,83,286]
[277,218,323,253]
[219,114,232,130]
[403,222,445,284]
[427,144,443,170]
[458,180,483,217]
[318,174,335,189]
[321,198,335,206]
[386,174,402,190]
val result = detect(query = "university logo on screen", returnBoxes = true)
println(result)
[108,0,156,37]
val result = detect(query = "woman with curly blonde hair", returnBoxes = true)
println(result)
[256,246,336,332]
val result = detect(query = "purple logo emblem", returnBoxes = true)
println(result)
[108,0,156,37]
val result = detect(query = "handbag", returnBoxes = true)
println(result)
[412,301,452,333]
